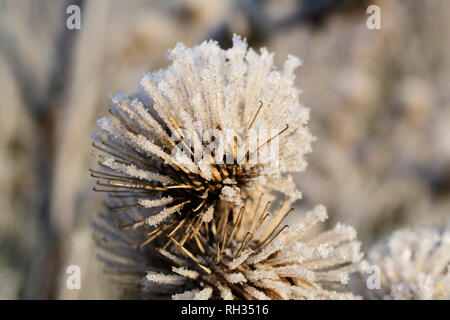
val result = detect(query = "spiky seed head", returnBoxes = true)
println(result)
[365,226,450,300]
[91,34,313,245]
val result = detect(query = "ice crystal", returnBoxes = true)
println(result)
[366,226,450,300]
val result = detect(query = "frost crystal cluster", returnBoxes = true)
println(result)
[366,226,450,300]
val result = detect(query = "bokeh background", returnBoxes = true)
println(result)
[0,0,449,299]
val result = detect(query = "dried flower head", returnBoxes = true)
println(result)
[366,226,450,300]
[92,192,366,300]
[91,35,313,244]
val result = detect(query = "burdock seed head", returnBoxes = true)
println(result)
[90,34,313,245]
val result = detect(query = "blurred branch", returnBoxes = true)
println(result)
[0,0,82,119]
[0,0,87,299]
[274,0,358,30]
[209,0,365,47]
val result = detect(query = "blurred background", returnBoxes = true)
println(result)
[0,0,449,299]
